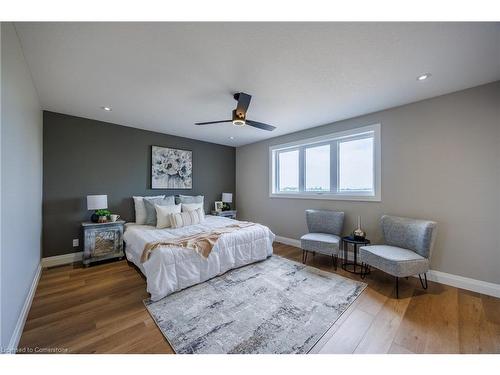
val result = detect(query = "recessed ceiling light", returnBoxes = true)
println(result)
[101,106,112,111]
[417,73,431,81]
[229,136,235,140]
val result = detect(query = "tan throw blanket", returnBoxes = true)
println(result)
[141,222,256,262]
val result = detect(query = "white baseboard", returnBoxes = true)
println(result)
[423,270,500,298]
[274,235,301,248]
[273,235,500,298]
[41,251,83,268]
[6,263,42,353]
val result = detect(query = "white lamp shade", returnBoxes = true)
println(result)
[87,195,108,210]
[222,193,233,203]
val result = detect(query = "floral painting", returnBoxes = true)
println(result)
[151,146,192,189]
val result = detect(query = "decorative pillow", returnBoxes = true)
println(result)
[155,204,181,229]
[176,195,204,205]
[133,195,164,224]
[181,202,204,213]
[143,196,176,226]
[170,208,205,229]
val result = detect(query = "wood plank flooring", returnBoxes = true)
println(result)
[18,242,500,353]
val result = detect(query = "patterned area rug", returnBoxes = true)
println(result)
[144,255,366,354]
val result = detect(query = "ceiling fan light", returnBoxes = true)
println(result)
[232,109,245,126]
[232,119,246,127]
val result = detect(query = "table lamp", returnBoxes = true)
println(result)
[87,194,108,223]
[222,193,232,211]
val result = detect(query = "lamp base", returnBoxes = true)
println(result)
[222,203,231,211]
[90,213,99,223]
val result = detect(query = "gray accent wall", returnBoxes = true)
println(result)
[43,111,235,258]
[1,23,43,349]
[236,81,500,285]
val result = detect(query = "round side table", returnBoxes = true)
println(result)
[341,236,370,275]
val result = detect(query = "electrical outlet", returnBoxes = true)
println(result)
[72,239,79,247]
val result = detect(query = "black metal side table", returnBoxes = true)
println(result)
[341,236,370,275]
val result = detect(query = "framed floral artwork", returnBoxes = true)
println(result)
[151,146,192,189]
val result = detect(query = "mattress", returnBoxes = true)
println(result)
[124,215,275,301]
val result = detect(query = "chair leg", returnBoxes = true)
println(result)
[395,276,399,299]
[302,250,308,264]
[419,273,428,290]
[359,262,366,279]
[332,255,338,271]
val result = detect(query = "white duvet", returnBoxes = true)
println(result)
[124,215,275,301]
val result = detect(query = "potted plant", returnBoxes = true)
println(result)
[94,209,111,223]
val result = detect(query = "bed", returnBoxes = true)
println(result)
[124,215,275,301]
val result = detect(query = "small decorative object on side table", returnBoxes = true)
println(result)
[352,215,366,241]
[341,236,370,275]
[82,220,125,267]
[214,201,224,212]
[211,210,237,219]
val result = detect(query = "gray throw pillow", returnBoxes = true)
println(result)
[143,195,175,226]
[175,195,204,205]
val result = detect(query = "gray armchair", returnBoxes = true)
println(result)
[359,215,437,298]
[300,209,344,269]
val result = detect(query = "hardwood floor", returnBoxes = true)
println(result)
[19,243,500,354]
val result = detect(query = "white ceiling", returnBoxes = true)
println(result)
[15,22,500,147]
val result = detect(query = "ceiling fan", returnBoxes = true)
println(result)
[195,92,276,131]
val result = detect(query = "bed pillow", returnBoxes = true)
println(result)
[143,196,176,226]
[155,203,181,229]
[133,195,164,224]
[170,208,205,229]
[181,202,204,213]
[176,195,204,205]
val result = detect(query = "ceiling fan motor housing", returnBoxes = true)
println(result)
[232,109,246,126]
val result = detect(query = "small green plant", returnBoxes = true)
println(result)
[95,209,111,217]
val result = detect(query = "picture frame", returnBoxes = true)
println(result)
[151,145,193,189]
[214,201,224,212]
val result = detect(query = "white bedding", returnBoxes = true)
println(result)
[124,215,275,301]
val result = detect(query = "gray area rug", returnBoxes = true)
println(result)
[144,255,366,354]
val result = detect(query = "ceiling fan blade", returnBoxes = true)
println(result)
[246,120,276,131]
[194,120,232,125]
[235,92,252,117]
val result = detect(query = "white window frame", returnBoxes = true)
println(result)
[269,123,381,201]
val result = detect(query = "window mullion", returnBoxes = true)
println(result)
[299,147,305,192]
[330,141,338,193]
[275,151,279,193]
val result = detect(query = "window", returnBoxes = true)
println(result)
[270,124,381,201]
[278,149,299,192]
[305,144,330,192]
[339,137,373,192]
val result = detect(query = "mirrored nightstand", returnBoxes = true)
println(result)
[211,210,237,219]
[81,220,125,266]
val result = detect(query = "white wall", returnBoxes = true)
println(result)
[1,22,42,350]
[236,82,500,285]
